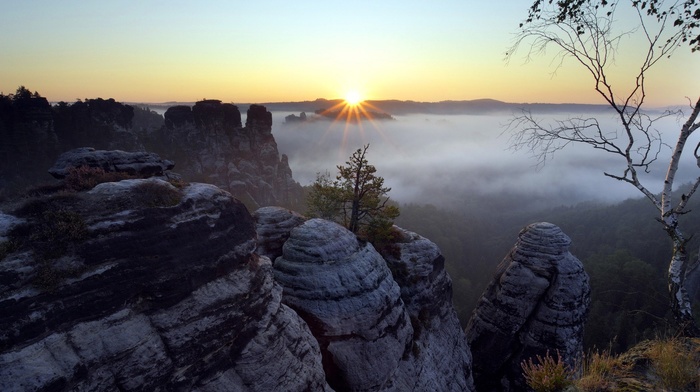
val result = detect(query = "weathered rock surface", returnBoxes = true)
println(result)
[378,227,475,392]
[273,219,414,391]
[0,180,330,391]
[465,222,590,391]
[254,206,306,261]
[270,219,476,391]
[48,147,175,178]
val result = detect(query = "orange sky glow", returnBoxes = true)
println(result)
[1,1,698,107]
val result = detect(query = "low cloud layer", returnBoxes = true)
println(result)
[267,110,696,210]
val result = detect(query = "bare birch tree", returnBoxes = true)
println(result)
[508,0,700,336]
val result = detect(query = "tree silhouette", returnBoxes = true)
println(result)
[307,144,399,237]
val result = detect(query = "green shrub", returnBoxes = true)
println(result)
[521,351,574,392]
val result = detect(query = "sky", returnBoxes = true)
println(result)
[1,0,699,106]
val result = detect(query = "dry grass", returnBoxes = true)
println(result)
[648,338,698,390]
[521,351,574,392]
[64,165,134,191]
[575,349,632,391]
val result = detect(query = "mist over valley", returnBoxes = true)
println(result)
[264,107,694,212]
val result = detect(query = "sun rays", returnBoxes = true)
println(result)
[313,95,394,159]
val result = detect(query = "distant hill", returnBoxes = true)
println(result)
[131,98,615,116]
[254,98,614,115]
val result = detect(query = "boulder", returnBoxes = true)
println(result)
[465,222,590,391]
[48,147,175,179]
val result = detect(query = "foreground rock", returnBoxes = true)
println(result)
[378,227,475,391]
[465,222,590,391]
[0,180,330,391]
[272,218,475,391]
[273,219,413,391]
[48,147,175,178]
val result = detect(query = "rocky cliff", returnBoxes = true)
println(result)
[0,178,330,391]
[0,90,302,209]
[465,222,591,391]
[154,101,301,209]
[0,145,595,391]
[257,208,475,392]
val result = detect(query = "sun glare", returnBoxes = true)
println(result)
[345,90,363,106]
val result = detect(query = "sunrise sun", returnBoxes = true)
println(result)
[345,90,363,106]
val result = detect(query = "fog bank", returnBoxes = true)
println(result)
[266,110,696,211]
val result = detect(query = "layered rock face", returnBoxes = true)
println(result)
[272,218,475,392]
[0,180,330,391]
[48,147,175,179]
[273,219,413,391]
[465,222,591,391]
[378,227,475,391]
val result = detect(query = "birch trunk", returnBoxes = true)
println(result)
[661,98,700,336]
[667,227,700,336]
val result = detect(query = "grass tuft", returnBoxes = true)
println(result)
[521,350,574,392]
[648,338,698,390]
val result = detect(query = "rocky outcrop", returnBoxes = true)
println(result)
[0,93,59,189]
[52,98,143,152]
[254,206,306,261]
[0,180,330,391]
[48,147,175,178]
[0,91,302,208]
[378,227,475,391]
[273,219,414,391]
[157,101,302,208]
[465,222,590,391]
[271,219,476,391]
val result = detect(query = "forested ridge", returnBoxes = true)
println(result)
[395,188,700,353]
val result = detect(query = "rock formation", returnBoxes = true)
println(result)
[273,219,414,391]
[0,92,59,190]
[157,100,302,208]
[0,90,302,208]
[378,227,475,391]
[0,179,330,391]
[465,222,590,391]
[53,98,142,152]
[48,147,175,179]
[272,218,476,392]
